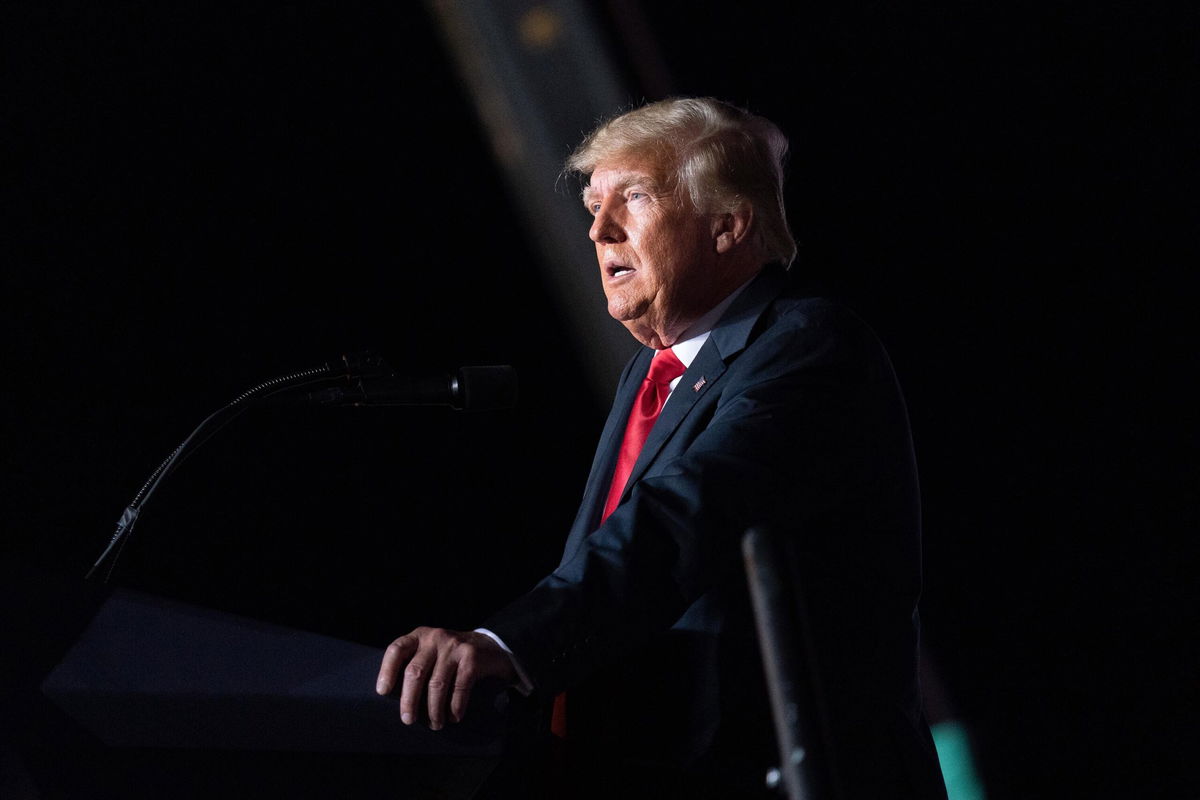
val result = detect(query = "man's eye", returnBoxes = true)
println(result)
[629,192,644,200]
[590,203,601,214]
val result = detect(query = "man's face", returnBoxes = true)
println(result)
[584,157,721,349]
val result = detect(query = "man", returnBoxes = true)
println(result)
[377,98,947,798]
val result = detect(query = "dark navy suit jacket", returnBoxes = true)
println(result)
[486,266,947,798]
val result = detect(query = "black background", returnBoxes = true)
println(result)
[2,2,1195,798]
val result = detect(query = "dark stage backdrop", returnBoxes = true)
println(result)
[2,2,1194,798]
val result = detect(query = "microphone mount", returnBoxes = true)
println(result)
[86,353,516,582]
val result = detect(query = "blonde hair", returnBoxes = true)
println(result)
[566,97,797,267]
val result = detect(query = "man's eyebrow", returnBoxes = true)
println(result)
[580,174,661,207]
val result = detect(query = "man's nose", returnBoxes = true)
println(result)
[589,205,625,244]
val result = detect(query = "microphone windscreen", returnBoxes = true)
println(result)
[457,366,518,411]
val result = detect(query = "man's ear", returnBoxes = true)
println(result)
[713,203,753,254]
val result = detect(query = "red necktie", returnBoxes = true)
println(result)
[602,347,687,521]
[552,348,686,739]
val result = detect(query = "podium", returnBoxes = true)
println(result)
[39,589,512,798]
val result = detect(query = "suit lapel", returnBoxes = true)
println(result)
[620,345,726,494]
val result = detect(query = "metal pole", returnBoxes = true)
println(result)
[742,526,840,800]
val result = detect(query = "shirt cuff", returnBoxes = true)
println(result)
[474,628,534,696]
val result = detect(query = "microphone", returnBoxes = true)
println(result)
[307,365,518,411]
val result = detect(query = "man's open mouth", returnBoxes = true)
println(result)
[607,264,635,278]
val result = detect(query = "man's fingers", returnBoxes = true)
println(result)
[399,649,436,726]
[450,659,478,724]
[426,658,457,731]
[376,634,417,696]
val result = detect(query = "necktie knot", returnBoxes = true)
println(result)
[647,348,686,387]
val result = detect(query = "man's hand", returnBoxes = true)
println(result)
[375,627,517,730]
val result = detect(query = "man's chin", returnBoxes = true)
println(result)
[607,300,663,346]
[607,297,644,323]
